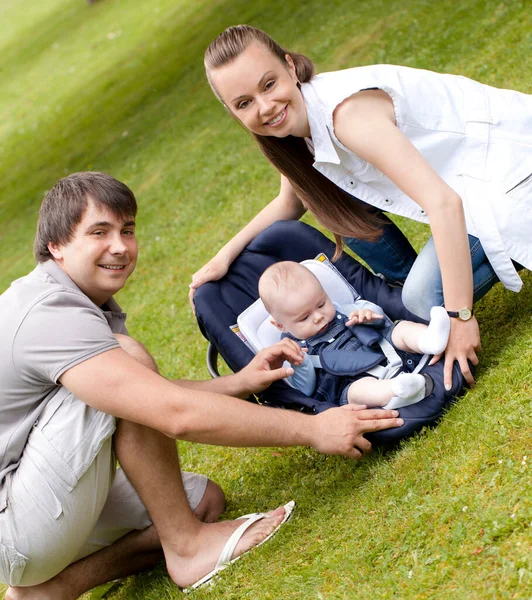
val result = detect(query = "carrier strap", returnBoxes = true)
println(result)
[366,338,403,380]
[308,355,323,369]
[310,338,404,380]
[412,352,430,374]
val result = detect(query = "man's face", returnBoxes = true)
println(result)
[48,199,138,305]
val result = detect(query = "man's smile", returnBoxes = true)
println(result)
[98,264,128,271]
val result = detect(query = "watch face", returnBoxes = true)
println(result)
[458,308,472,321]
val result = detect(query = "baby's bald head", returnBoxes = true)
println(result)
[258,261,320,320]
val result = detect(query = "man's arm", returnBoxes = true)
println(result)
[60,346,403,459]
[172,339,305,399]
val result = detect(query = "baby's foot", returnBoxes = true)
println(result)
[418,306,450,355]
[385,373,426,409]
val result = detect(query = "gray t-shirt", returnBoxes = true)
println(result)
[0,260,127,507]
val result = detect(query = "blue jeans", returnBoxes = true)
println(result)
[401,235,500,320]
[344,214,500,321]
[344,213,417,285]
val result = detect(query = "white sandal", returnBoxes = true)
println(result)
[184,500,295,592]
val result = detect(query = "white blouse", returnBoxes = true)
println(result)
[301,64,532,291]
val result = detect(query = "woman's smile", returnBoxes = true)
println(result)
[264,106,288,127]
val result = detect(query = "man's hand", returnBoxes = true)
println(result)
[430,316,480,390]
[237,339,306,396]
[310,404,404,459]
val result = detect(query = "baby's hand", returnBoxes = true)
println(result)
[346,309,384,326]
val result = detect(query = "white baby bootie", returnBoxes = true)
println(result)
[384,373,427,410]
[418,306,450,355]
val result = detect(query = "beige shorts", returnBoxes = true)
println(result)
[0,388,207,587]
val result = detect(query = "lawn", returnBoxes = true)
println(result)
[0,0,531,598]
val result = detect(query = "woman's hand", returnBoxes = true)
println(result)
[430,316,480,390]
[189,254,231,313]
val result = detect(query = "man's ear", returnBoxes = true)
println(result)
[47,242,63,260]
[270,318,286,332]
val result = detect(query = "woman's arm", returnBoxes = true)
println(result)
[189,175,305,308]
[333,90,480,389]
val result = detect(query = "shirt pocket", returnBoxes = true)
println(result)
[33,388,115,486]
[0,543,28,586]
[16,441,65,521]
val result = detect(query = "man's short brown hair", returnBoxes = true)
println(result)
[34,172,137,263]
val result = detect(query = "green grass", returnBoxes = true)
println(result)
[1,0,531,598]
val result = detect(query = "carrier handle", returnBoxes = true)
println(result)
[206,342,221,378]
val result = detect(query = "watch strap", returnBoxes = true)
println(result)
[447,308,473,321]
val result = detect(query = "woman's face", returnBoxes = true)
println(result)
[209,42,310,138]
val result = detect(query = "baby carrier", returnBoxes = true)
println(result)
[240,256,433,408]
[193,220,468,445]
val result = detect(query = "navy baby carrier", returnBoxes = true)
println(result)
[193,220,467,446]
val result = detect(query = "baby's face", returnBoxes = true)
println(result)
[273,276,336,340]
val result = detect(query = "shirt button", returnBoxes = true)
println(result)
[420,209,426,216]
[347,179,357,188]
[384,198,393,205]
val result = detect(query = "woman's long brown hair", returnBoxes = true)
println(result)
[205,25,383,258]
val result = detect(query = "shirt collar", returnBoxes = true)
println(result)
[282,312,347,346]
[301,81,342,165]
[36,260,125,323]
[305,312,347,345]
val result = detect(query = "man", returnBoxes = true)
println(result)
[0,172,402,599]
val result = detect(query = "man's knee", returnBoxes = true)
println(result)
[114,334,159,373]
[193,479,225,523]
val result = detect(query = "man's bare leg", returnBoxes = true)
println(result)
[112,418,286,588]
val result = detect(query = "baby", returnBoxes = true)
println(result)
[258,261,451,409]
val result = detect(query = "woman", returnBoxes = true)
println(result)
[190,25,531,391]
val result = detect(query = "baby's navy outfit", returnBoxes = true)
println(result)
[283,301,402,405]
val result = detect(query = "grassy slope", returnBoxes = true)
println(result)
[0,0,530,598]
